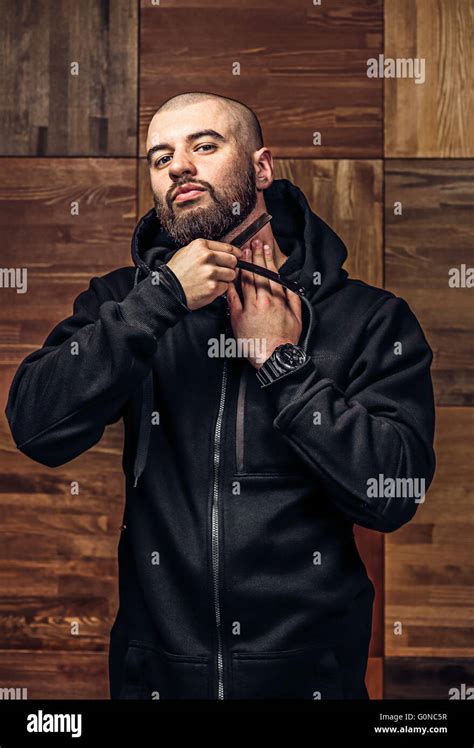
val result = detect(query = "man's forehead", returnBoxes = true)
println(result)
[146,104,234,149]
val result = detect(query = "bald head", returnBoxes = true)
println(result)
[153,92,264,158]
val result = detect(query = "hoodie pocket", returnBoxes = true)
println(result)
[235,363,306,477]
[231,645,343,699]
[120,639,210,700]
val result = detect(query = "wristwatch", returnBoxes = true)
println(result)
[256,342,308,387]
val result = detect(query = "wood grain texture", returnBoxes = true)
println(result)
[0,0,138,155]
[385,0,474,157]
[385,408,474,659]
[139,0,383,158]
[0,426,126,653]
[384,657,474,699]
[0,650,110,698]
[0,157,136,652]
[0,158,136,365]
[384,160,474,406]
[367,657,383,700]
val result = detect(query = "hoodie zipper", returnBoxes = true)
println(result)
[211,298,230,700]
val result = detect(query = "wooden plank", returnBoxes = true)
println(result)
[385,658,474,700]
[385,0,474,157]
[0,0,138,155]
[0,158,136,359]
[385,160,474,406]
[139,0,383,158]
[0,157,136,651]
[0,650,109,699]
[385,408,474,659]
[0,364,125,650]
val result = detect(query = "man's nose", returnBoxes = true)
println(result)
[168,152,197,180]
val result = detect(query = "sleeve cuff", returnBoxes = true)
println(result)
[118,268,190,340]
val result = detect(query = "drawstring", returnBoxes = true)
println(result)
[132,266,153,488]
[300,294,315,354]
[132,370,153,487]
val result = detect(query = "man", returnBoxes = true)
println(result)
[5,92,436,700]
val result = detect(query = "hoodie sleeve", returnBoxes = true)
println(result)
[260,295,436,533]
[5,266,190,467]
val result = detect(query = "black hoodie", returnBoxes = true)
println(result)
[5,178,436,700]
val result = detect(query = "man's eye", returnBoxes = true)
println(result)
[153,144,216,168]
[154,155,171,168]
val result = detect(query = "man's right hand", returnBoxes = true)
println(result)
[166,239,242,311]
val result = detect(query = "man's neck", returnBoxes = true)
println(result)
[224,211,287,271]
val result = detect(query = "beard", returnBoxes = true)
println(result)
[152,158,258,247]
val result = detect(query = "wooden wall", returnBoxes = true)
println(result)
[0,0,472,700]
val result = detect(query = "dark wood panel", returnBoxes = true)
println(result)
[0,0,138,155]
[385,408,474,659]
[0,158,136,358]
[139,1,383,158]
[385,0,474,157]
[385,658,474,700]
[0,157,136,654]
[385,160,474,406]
[0,371,125,650]
[0,650,109,698]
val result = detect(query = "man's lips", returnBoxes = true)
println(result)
[173,186,207,203]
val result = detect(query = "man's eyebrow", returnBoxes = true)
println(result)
[146,130,226,164]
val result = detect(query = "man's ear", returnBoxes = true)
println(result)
[254,147,274,188]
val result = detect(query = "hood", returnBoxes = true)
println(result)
[129,178,349,488]
[131,178,349,304]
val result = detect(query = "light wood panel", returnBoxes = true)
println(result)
[385,0,474,157]
[385,160,474,406]
[139,0,383,158]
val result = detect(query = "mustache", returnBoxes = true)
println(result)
[167,179,214,205]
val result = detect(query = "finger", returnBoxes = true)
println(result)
[262,243,286,299]
[286,287,303,319]
[211,266,238,283]
[206,240,243,259]
[240,246,256,301]
[226,279,242,314]
[251,239,271,297]
[211,250,240,269]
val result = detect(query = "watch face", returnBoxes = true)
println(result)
[275,343,306,370]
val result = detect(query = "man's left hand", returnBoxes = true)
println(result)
[226,238,302,369]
